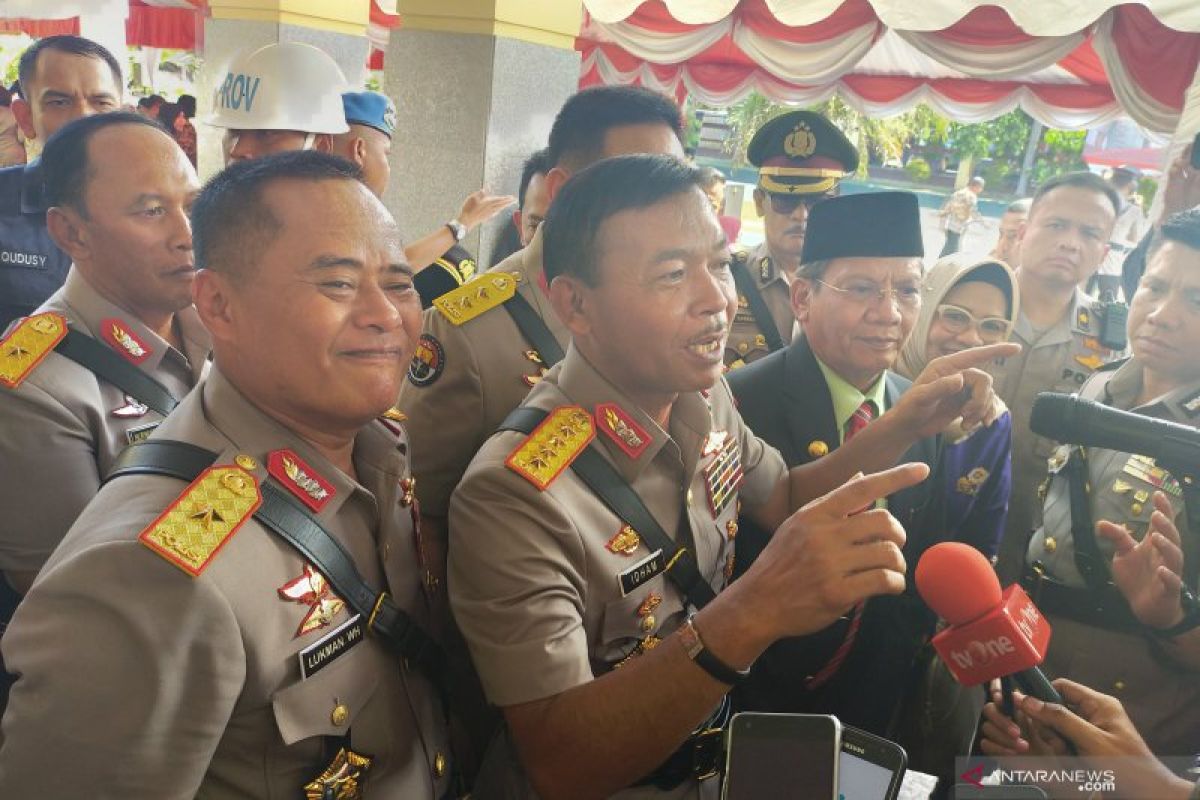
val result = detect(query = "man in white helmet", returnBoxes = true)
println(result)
[208,41,348,163]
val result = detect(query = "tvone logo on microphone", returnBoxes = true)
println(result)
[950,635,1016,670]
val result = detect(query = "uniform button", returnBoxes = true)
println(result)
[1113,680,1126,692]
[640,615,656,633]
[331,703,349,727]
[433,751,447,778]
[686,489,694,506]
[1044,537,1057,554]
[1131,502,1144,516]
[382,542,390,560]
[726,519,738,540]
[737,342,749,354]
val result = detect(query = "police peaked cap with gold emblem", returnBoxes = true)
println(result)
[748,111,859,196]
[801,191,923,263]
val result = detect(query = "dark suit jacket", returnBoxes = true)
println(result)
[727,335,940,737]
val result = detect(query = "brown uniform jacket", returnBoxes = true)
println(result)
[0,369,450,798]
[985,289,1122,582]
[449,345,787,798]
[1028,359,1200,755]
[724,242,794,370]
[397,228,568,608]
[0,268,210,575]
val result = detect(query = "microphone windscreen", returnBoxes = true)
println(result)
[915,542,1002,626]
[1029,392,1074,440]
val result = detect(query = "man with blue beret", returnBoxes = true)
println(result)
[335,91,512,306]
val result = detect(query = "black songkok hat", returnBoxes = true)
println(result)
[801,191,924,263]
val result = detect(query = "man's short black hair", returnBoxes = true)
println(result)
[1148,208,1200,261]
[543,154,705,286]
[1031,171,1121,218]
[192,150,364,281]
[518,148,551,209]
[17,35,122,95]
[42,111,166,214]
[546,86,683,173]
[178,94,196,118]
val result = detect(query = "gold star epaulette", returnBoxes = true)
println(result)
[0,312,67,389]
[433,273,517,326]
[139,464,262,576]
[505,406,595,490]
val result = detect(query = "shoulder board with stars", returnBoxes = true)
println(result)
[505,405,595,490]
[139,463,262,576]
[433,272,518,326]
[0,312,67,389]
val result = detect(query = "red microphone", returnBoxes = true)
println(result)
[915,542,1063,704]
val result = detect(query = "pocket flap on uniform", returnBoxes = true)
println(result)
[271,642,381,745]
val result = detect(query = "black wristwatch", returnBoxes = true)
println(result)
[1151,586,1200,639]
[446,218,467,242]
[680,615,750,685]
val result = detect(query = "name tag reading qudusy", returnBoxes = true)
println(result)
[619,549,666,596]
[298,614,364,680]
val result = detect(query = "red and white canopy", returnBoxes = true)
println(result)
[0,0,204,49]
[577,0,1200,133]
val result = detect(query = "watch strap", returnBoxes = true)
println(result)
[680,616,749,686]
[1152,587,1200,639]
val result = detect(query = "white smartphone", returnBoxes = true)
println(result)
[722,712,841,800]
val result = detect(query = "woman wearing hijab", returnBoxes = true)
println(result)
[892,254,1019,782]
[896,253,1019,560]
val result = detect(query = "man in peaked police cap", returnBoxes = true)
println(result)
[725,110,859,369]
[728,191,1015,753]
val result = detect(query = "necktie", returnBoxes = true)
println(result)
[805,400,875,690]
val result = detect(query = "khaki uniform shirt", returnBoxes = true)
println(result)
[985,289,1121,581]
[0,369,451,798]
[0,268,210,575]
[397,228,568,613]
[1027,360,1200,755]
[724,242,794,370]
[449,345,787,798]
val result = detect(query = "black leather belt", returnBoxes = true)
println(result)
[633,697,730,789]
[1022,564,1142,635]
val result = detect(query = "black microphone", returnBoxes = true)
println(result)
[1030,392,1200,472]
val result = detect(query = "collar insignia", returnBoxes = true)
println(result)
[268,449,335,513]
[596,402,650,460]
[101,318,151,365]
[279,563,346,637]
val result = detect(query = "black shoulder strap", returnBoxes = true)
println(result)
[55,330,179,417]
[502,290,565,367]
[730,255,785,353]
[1063,447,1113,591]
[106,441,445,681]
[500,407,717,610]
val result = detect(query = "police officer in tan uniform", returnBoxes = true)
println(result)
[987,172,1125,582]
[448,155,1010,799]
[397,86,687,620]
[725,111,858,370]
[1012,210,1200,758]
[0,152,452,798]
[0,113,207,596]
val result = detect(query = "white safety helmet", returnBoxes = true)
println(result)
[207,42,350,135]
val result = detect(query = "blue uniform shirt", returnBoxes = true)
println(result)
[0,159,70,331]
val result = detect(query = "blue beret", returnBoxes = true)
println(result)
[341,91,396,138]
